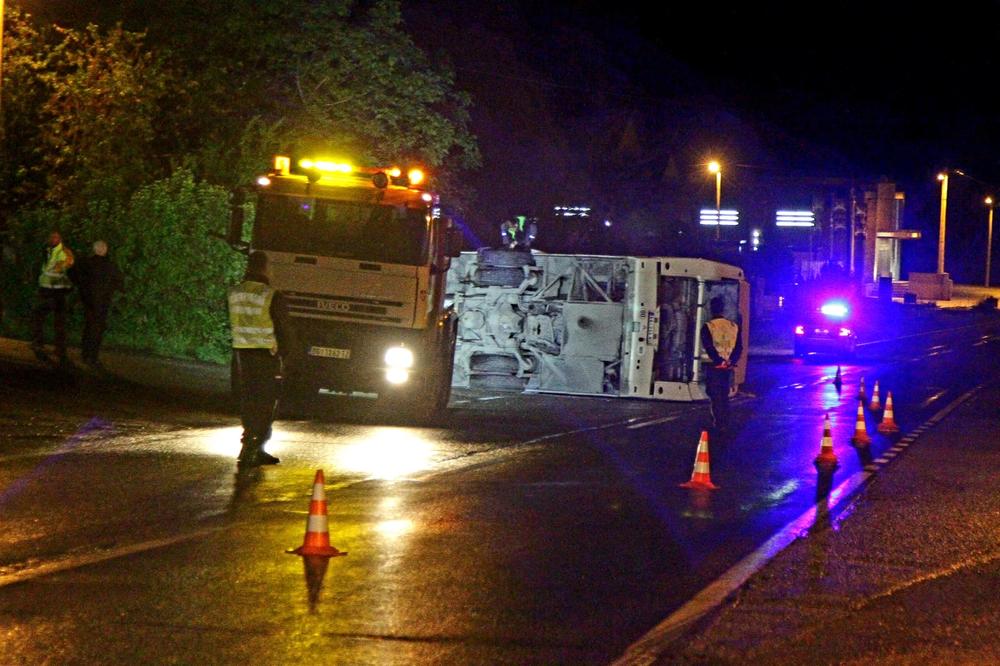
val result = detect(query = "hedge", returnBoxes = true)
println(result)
[1,169,246,363]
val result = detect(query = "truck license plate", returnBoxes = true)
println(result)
[309,346,351,359]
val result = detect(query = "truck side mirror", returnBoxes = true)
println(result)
[447,226,464,258]
[227,188,247,246]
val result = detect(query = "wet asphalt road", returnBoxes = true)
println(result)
[1,319,999,664]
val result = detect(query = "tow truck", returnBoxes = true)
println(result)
[225,156,463,418]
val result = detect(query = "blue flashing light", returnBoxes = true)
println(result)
[820,302,849,318]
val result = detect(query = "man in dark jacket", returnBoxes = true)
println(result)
[74,240,124,368]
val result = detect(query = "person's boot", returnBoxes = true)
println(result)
[256,449,280,465]
[237,439,261,468]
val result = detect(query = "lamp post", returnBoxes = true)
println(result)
[708,160,721,241]
[986,196,995,288]
[936,171,949,274]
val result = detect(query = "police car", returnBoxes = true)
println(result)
[793,300,858,358]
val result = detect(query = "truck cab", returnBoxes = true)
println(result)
[228,157,462,417]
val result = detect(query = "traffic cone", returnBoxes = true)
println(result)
[850,399,871,447]
[877,391,900,434]
[288,470,347,558]
[869,380,881,412]
[814,414,839,471]
[857,377,866,402]
[680,431,718,490]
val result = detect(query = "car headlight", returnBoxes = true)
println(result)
[384,346,414,369]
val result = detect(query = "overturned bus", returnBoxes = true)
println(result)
[446,250,749,401]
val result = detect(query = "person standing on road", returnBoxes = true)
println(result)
[228,251,295,468]
[73,240,124,369]
[700,296,742,432]
[31,231,75,367]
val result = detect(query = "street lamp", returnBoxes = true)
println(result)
[936,171,949,274]
[708,160,721,240]
[986,196,994,288]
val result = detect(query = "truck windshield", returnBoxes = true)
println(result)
[254,194,429,265]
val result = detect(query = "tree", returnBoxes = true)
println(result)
[39,23,176,210]
[136,0,479,194]
[1,7,178,214]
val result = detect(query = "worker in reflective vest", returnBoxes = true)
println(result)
[700,296,743,432]
[228,251,294,467]
[31,231,75,366]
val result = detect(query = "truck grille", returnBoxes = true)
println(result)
[286,291,405,324]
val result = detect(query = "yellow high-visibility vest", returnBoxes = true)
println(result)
[228,281,277,351]
[706,318,738,362]
[38,243,74,289]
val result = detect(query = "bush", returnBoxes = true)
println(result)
[1,169,246,363]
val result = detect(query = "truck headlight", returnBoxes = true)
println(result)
[384,346,414,385]
[385,347,414,369]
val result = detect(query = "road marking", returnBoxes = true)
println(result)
[626,416,680,430]
[858,322,987,347]
[0,526,227,589]
[614,385,983,665]
[919,389,948,409]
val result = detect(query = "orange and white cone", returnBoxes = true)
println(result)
[814,414,839,471]
[869,380,881,412]
[857,377,866,402]
[877,391,900,434]
[288,470,347,558]
[680,431,718,490]
[850,399,871,447]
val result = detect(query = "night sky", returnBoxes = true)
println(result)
[403,1,1000,278]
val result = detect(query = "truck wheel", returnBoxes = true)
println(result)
[435,340,456,412]
[476,247,534,268]
[469,373,528,391]
[469,353,519,373]
[473,266,525,287]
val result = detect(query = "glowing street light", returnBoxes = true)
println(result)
[936,171,949,274]
[708,160,722,240]
[985,196,994,287]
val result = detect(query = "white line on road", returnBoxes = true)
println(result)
[626,416,680,430]
[0,526,227,589]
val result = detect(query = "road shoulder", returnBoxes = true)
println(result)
[636,383,1000,664]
